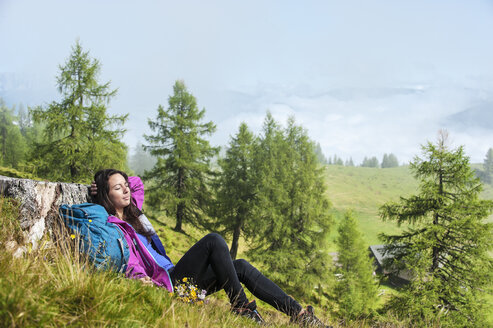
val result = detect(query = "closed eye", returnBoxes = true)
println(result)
[113,183,129,190]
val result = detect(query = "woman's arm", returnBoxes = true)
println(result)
[127,177,172,262]
[128,176,144,211]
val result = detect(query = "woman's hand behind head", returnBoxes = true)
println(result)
[90,181,98,196]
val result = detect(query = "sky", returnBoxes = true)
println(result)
[1,0,493,164]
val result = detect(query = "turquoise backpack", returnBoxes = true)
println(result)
[59,203,129,272]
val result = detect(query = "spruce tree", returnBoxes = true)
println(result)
[128,142,156,176]
[361,156,379,168]
[381,154,388,168]
[213,123,256,259]
[144,80,218,232]
[314,142,327,164]
[388,153,399,167]
[360,156,367,167]
[333,154,341,165]
[381,153,399,168]
[335,211,377,319]
[483,148,493,177]
[379,132,493,326]
[30,41,128,183]
[0,100,27,168]
[248,114,333,301]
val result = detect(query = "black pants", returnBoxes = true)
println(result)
[169,233,302,316]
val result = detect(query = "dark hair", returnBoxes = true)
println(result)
[93,169,153,239]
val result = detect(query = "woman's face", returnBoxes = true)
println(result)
[108,173,131,211]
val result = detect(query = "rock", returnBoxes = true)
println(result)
[0,175,90,249]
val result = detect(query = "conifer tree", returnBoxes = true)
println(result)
[360,156,368,167]
[484,148,493,176]
[361,156,379,168]
[248,114,333,300]
[30,41,128,183]
[213,123,256,259]
[0,100,27,168]
[334,211,377,319]
[381,153,399,168]
[128,142,156,176]
[379,132,493,326]
[332,154,343,166]
[16,104,29,136]
[144,80,218,232]
[314,142,327,164]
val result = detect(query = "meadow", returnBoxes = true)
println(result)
[1,164,492,327]
[323,164,493,251]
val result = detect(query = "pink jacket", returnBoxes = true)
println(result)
[107,176,173,292]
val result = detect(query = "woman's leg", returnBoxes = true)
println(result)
[190,258,303,317]
[169,233,249,307]
[233,259,303,317]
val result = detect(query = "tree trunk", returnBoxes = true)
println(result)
[69,121,79,181]
[175,167,185,232]
[230,219,242,260]
[432,170,444,272]
[175,202,184,232]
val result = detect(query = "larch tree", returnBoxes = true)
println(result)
[30,41,128,183]
[144,80,218,232]
[334,211,377,319]
[379,132,493,326]
[213,122,257,259]
[247,113,333,301]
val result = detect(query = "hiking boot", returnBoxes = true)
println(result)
[290,305,331,328]
[232,299,265,324]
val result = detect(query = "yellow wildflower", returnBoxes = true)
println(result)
[182,277,188,282]
[70,234,75,239]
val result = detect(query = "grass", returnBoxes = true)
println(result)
[2,163,492,327]
[324,165,493,251]
[1,197,296,328]
[322,164,493,325]
[0,166,35,179]
[0,196,418,328]
[324,165,418,251]
[2,197,348,328]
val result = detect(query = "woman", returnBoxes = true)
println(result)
[92,168,330,327]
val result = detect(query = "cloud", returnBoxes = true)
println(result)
[214,82,490,164]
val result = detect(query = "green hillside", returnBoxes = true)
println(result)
[2,164,492,327]
[323,165,493,251]
[0,198,328,328]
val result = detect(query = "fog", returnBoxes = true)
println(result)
[1,0,492,164]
